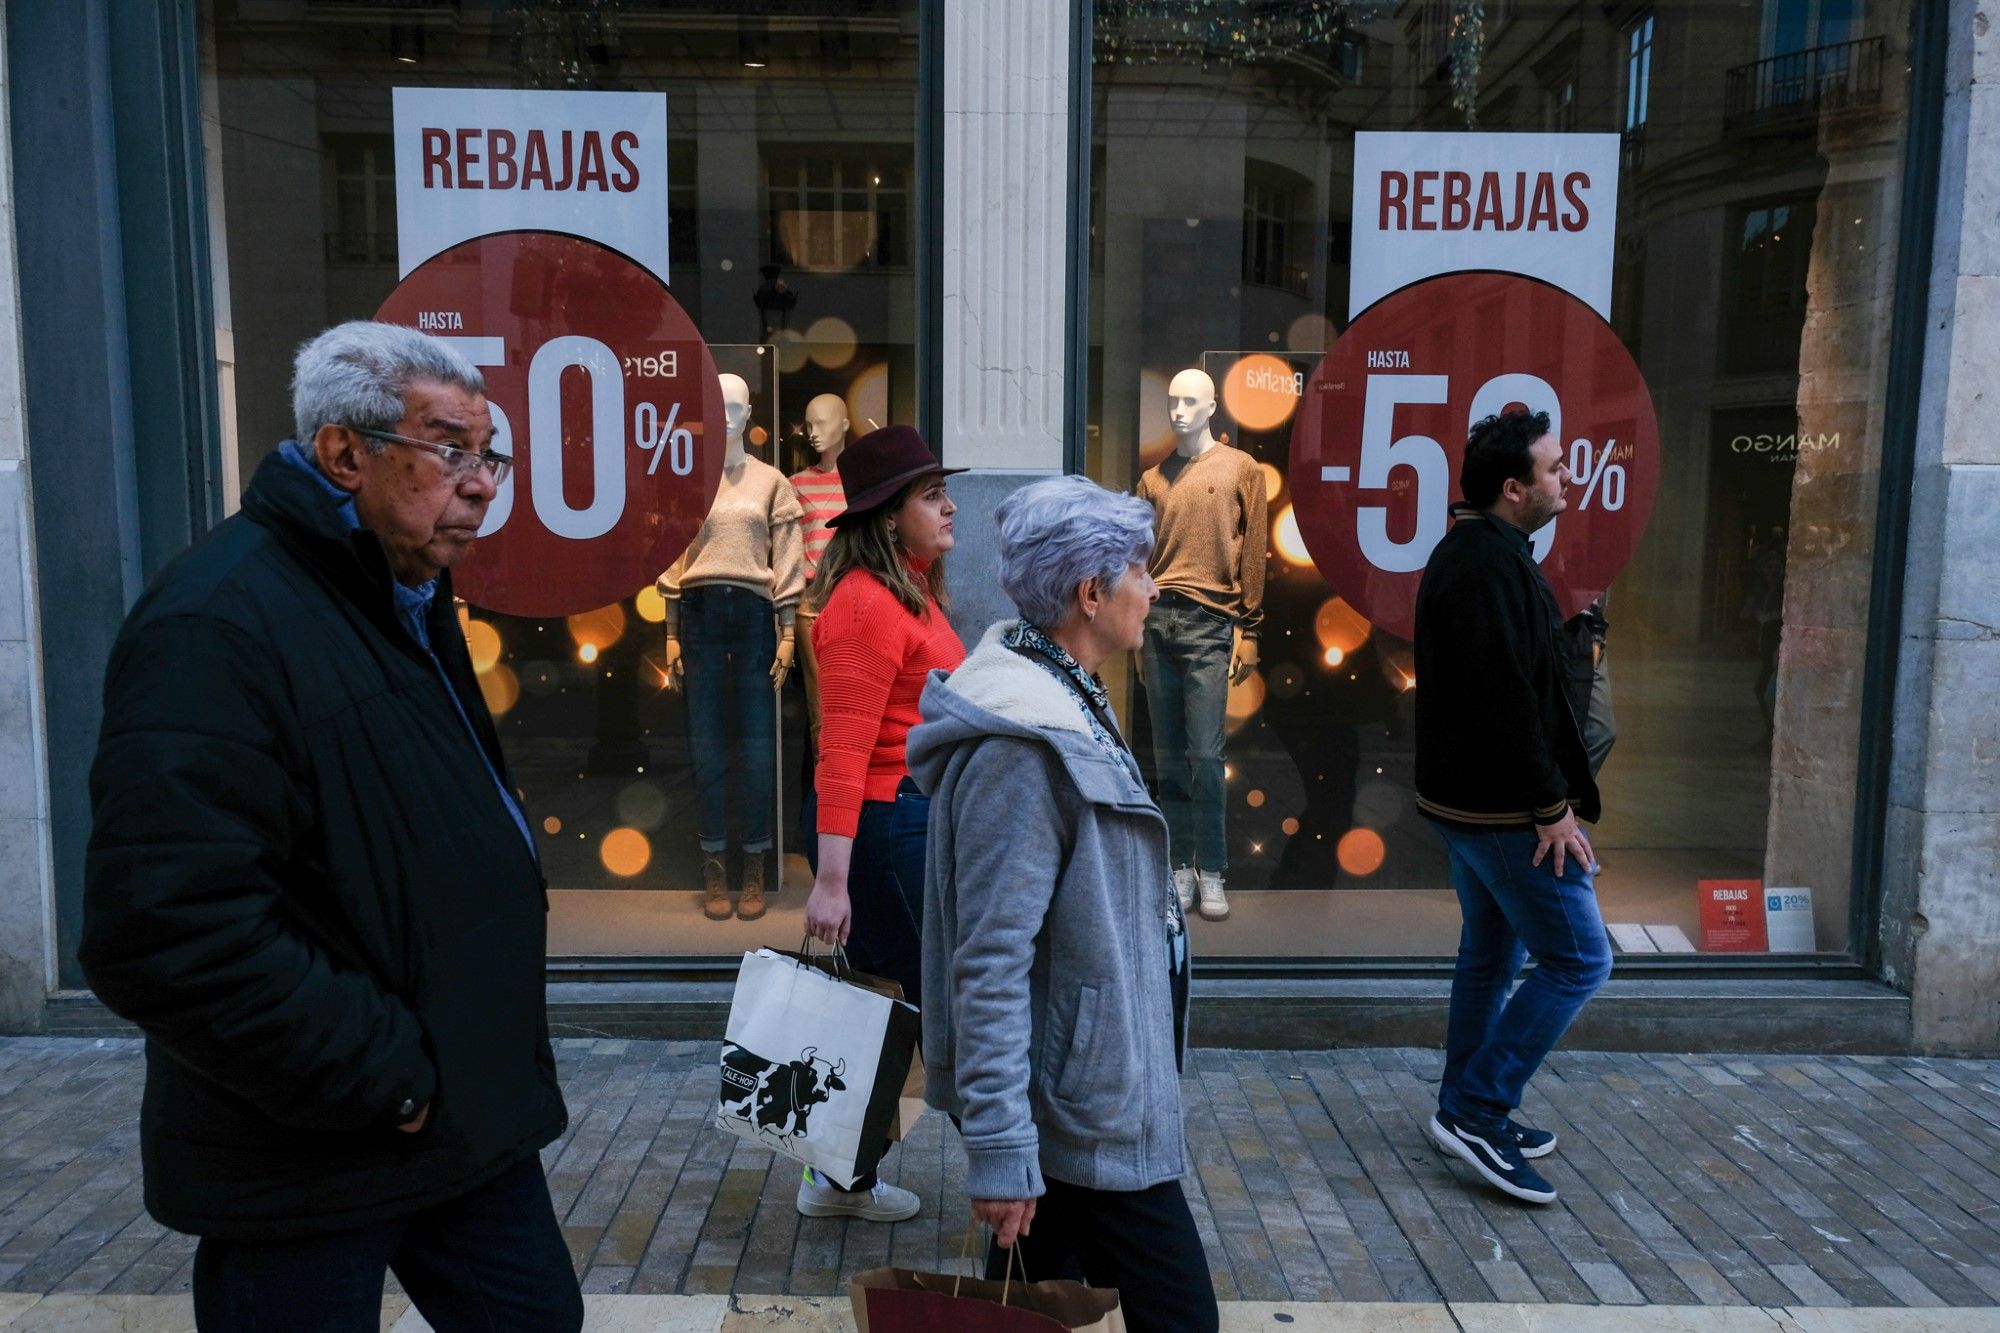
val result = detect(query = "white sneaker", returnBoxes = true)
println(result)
[796,1168,921,1222]
[1196,871,1230,921]
[1172,866,1197,915]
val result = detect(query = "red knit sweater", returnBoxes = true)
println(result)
[811,561,966,838]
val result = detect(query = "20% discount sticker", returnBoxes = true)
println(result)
[1287,272,1659,642]
[375,231,725,619]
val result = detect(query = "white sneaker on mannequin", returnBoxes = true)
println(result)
[1173,866,1197,915]
[1196,870,1229,921]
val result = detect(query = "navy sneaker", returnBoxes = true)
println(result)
[1427,1108,1558,1204]
[1506,1118,1557,1159]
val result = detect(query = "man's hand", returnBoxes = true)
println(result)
[973,1198,1037,1249]
[1532,809,1595,879]
[396,1104,430,1134]
[1230,634,1259,685]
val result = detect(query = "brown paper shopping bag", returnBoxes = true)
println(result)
[850,1235,1125,1333]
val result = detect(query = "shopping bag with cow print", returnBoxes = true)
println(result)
[716,947,920,1187]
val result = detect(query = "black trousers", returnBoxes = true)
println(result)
[192,1154,582,1333]
[984,1177,1219,1333]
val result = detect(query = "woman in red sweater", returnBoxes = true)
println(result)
[797,425,965,1221]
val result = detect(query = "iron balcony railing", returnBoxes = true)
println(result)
[1724,35,1887,130]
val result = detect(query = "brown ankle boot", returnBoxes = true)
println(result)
[737,852,768,921]
[701,853,732,920]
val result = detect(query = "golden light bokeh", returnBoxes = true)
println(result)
[805,316,859,369]
[1257,462,1284,504]
[773,327,810,374]
[1336,828,1387,877]
[1287,312,1335,352]
[1323,646,1345,668]
[567,603,627,652]
[1282,817,1302,836]
[1314,596,1372,656]
[1246,789,1266,808]
[599,827,652,877]
[1273,505,1313,567]
[848,363,890,435]
[1376,634,1416,692]
[634,586,668,624]
[578,644,599,664]
[749,425,769,448]
[463,619,502,674]
[1221,353,1304,432]
[1224,667,1266,735]
[543,816,563,835]
[477,664,520,716]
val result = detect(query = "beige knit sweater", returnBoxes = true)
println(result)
[658,456,806,622]
[1135,443,1268,636]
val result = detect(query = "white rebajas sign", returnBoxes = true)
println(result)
[1349,132,1620,319]
[392,88,670,282]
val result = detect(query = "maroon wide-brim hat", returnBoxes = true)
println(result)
[826,424,966,528]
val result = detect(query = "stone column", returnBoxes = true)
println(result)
[1878,0,2000,1054]
[0,14,56,1029]
[938,0,1073,642]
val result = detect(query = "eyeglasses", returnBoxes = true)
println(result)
[348,427,513,484]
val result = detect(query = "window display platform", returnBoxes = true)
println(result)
[546,848,1770,959]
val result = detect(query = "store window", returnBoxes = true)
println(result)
[1088,0,1915,961]
[203,1,921,958]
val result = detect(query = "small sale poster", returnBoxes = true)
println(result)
[1698,880,1769,952]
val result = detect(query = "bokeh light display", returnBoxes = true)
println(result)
[599,827,652,877]
[1336,828,1387,877]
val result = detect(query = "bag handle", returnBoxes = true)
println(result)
[796,935,855,979]
[953,1223,1030,1304]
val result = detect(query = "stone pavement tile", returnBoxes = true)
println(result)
[1450,1306,1788,1331]
[0,1297,40,1325]
[1217,1302,1457,1330]
[0,1294,194,1330]
[721,1295,854,1331]
[1780,1312,2000,1332]
[1770,1263,1851,1307]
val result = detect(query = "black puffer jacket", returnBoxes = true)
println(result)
[81,450,565,1239]
[1413,505,1600,828]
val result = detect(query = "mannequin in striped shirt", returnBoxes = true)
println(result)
[789,393,850,759]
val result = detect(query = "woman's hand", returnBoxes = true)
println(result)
[973,1198,1037,1249]
[803,875,851,947]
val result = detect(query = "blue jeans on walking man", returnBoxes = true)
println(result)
[680,585,777,854]
[1139,594,1233,873]
[1433,822,1613,1132]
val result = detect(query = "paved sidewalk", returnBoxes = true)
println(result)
[0,1037,1997,1327]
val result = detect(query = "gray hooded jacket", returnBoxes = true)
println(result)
[906,622,1187,1200]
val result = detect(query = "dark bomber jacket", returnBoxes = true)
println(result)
[80,450,566,1238]
[1413,504,1601,828]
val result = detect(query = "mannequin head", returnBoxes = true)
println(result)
[719,373,752,453]
[804,393,850,465]
[1167,369,1218,452]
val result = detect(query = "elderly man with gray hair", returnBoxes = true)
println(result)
[81,322,581,1331]
[907,475,1218,1333]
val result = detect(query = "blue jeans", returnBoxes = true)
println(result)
[1139,595,1233,873]
[802,779,929,1194]
[192,1154,581,1332]
[1433,822,1613,1132]
[681,585,776,853]
[802,779,928,1008]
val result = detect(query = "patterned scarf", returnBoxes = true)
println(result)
[1001,620,1126,760]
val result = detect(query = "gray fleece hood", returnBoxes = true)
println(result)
[908,621,1157,816]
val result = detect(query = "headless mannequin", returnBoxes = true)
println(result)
[662,374,796,688]
[1166,369,1257,682]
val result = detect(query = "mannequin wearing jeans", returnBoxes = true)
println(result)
[660,374,804,921]
[1135,368,1268,923]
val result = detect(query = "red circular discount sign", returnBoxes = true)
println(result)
[375,232,723,618]
[1288,272,1659,641]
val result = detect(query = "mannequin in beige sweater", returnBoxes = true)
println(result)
[659,373,805,920]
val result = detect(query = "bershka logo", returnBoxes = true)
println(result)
[1244,364,1303,396]
[1378,170,1589,233]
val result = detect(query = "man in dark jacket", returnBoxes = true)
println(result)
[82,322,580,1331]
[1413,408,1611,1208]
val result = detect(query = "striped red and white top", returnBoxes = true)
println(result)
[789,465,847,580]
